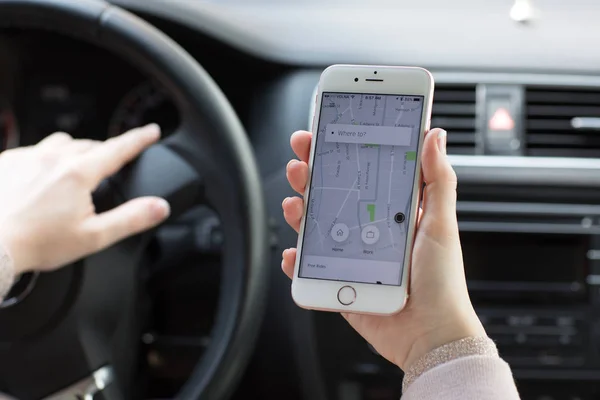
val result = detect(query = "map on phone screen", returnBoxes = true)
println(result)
[298,92,424,286]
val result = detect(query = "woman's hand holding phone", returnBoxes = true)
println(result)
[281,128,486,371]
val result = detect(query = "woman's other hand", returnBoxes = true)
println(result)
[0,124,170,274]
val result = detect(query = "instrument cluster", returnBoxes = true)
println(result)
[0,31,180,151]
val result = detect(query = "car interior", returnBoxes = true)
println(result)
[1,0,599,399]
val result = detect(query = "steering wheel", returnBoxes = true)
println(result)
[0,0,269,399]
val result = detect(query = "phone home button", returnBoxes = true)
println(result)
[337,286,356,306]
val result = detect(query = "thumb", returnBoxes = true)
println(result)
[421,128,458,230]
[83,197,170,252]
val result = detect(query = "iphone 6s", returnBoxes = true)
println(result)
[292,64,434,315]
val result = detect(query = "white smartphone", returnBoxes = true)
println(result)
[291,64,434,315]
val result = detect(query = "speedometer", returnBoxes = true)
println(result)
[108,81,179,138]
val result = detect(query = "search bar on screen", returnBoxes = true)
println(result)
[324,124,412,146]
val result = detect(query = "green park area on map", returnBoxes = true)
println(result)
[367,204,375,222]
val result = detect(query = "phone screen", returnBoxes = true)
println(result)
[298,92,425,286]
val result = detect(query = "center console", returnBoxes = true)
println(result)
[459,201,600,377]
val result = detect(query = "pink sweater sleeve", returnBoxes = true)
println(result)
[401,354,520,400]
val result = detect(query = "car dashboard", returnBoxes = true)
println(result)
[3,1,600,399]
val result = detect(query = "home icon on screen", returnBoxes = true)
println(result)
[331,223,350,243]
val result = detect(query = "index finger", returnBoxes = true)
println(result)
[290,130,312,163]
[80,124,161,185]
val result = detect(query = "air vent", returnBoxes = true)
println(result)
[525,87,600,158]
[431,85,477,155]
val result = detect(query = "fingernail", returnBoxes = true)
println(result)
[282,197,290,207]
[141,123,161,139]
[287,159,298,168]
[152,198,171,220]
[437,129,447,155]
[282,249,289,258]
